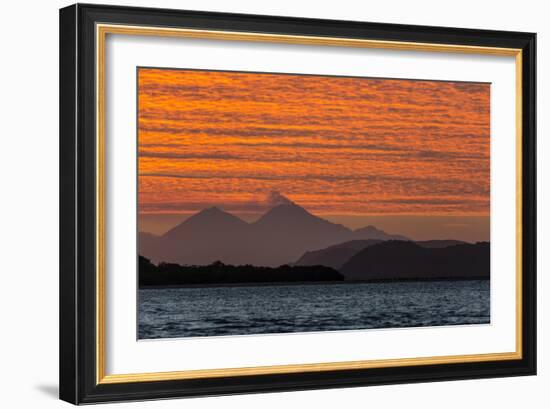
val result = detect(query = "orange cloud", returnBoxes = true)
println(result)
[138,68,490,217]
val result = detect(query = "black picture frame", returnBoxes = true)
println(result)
[60,3,536,405]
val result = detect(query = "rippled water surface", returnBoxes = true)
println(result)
[138,280,490,339]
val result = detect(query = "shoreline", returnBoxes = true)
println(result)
[139,276,489,290]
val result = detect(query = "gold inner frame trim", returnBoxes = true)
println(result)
[95,23,523,385]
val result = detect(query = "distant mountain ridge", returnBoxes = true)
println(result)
[340,240,489,281]
[139,203,410,267]
[294,239,468,269]
[352,225,409,241]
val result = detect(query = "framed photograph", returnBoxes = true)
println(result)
[59,4,536,404]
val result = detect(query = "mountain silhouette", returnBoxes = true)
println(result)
[163,207,248,240]
[340,240,489,281]
[253,203,348,233]
[139,203,410,267]
[352,225,409,241]
[294,239,468,269]
[294,239,383,269]
[248,203,351,266]
[141,207,252,266]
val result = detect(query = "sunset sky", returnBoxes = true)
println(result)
[138,68,490,241]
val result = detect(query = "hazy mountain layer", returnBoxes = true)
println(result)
[139,203,409,267]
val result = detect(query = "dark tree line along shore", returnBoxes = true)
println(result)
[139,256,344,287]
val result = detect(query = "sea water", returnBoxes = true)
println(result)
[138,280,490,339]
